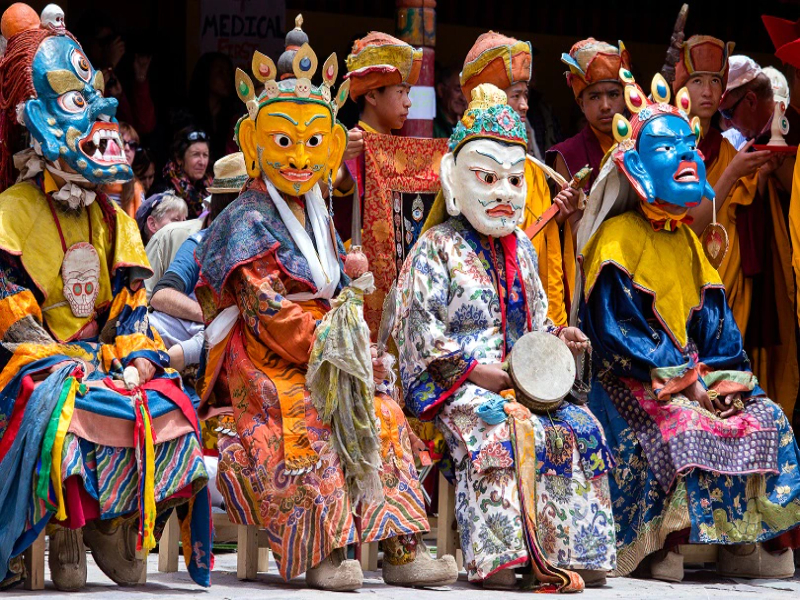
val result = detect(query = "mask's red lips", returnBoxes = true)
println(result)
[486,204,516,217]
[673,160,699,183]
[280,169,313,182]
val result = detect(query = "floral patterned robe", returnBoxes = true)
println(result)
[395,215,616,581]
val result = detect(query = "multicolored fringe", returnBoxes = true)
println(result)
[511,416,585,593]
[132,389,157,553]
[35,375,82,519]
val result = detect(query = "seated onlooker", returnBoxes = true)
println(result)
[150,127,212,218]
[143,152,245,298]
[101,121,145,218]
[133,147,156,194]
[136,192,188,245]
[148,153,246,370]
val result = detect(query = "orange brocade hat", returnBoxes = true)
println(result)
[460,31,532,100]
[673,35,734,93]
[344,32,422,100]
[561,38,630,99]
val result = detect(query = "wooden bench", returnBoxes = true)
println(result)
[157,512,270,579]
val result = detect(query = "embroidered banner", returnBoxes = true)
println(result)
[361,132,449,333]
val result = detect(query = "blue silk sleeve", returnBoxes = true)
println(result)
[579,266,689,380]
[687,287,749,371]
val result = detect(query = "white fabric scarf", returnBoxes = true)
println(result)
[206,179,342,349]
[264,177,341,301]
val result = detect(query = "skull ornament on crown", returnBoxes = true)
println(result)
[61,242,100,318]
[440,84,529,238]
[0,3,131,190]
[233,14,348,198]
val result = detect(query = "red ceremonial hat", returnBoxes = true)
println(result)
[762,15,800,70]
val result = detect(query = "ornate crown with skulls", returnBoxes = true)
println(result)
[234,15,349,124]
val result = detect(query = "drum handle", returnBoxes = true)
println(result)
[570,350,592,404]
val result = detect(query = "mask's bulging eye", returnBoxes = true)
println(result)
[273,134,292,148]
[58,91,87,113]
[474,170,497,185]
[71,49,92,83]
[306,134,323,148]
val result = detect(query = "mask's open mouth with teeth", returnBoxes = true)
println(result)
[280,168,313,183]
[673,160,699,183]
[79,122,127,165]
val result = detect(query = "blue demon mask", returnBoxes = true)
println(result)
[621,114,715,209]
[23,35,132,184]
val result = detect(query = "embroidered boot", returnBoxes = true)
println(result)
[718,543,795,579]
[49,527,87,592]
[305,547,363,591]
[480,567,517,589]
[382,534,458,587]
[82,519,144,586]
[574,569,607,587]
[649,549,684,583]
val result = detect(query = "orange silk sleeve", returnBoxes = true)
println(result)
[231,261,320,365]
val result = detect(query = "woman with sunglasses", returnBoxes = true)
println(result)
[677,38,798,413]
[151,127,212,218]
[100,121,146,218]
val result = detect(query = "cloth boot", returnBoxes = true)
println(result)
[305,547,363,591]
[49,527,87,592]
[718,543,795,579]
[82,519,144,586]
[382,534,458,587]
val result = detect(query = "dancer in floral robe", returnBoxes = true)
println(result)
[395,84,616,590]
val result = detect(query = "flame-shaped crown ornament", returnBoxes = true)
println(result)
[611,70,701,151]
[234,15,349,122]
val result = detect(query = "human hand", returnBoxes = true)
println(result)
[167,344,186,372]
[553,186,582,226]
[711,391,744,419]
[133,54,152,83]
[107,36,126,69]
[343,129,364,161]
[132,357,156,384]
[758,152,786,178]
[371,345,389,384]
[684,379,713,413]
[104,68,123,98]
[468,363,513,394]
[558,327,591,355]
[728,140,772,179]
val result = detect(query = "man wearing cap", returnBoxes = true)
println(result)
[546,39,630,304]
[717,55,799,420]
[149,152,246,374]
[762,15,800,146]
[425,31,579,325]
[333,32,422,240]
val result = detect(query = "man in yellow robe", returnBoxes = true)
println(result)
[682,42,798,417]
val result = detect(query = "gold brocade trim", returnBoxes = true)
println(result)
[613,479,691,576]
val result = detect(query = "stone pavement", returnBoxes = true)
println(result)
[6,553,800,600]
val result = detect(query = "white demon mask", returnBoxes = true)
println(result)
[61,242,100,318]
[440,138,527,238]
